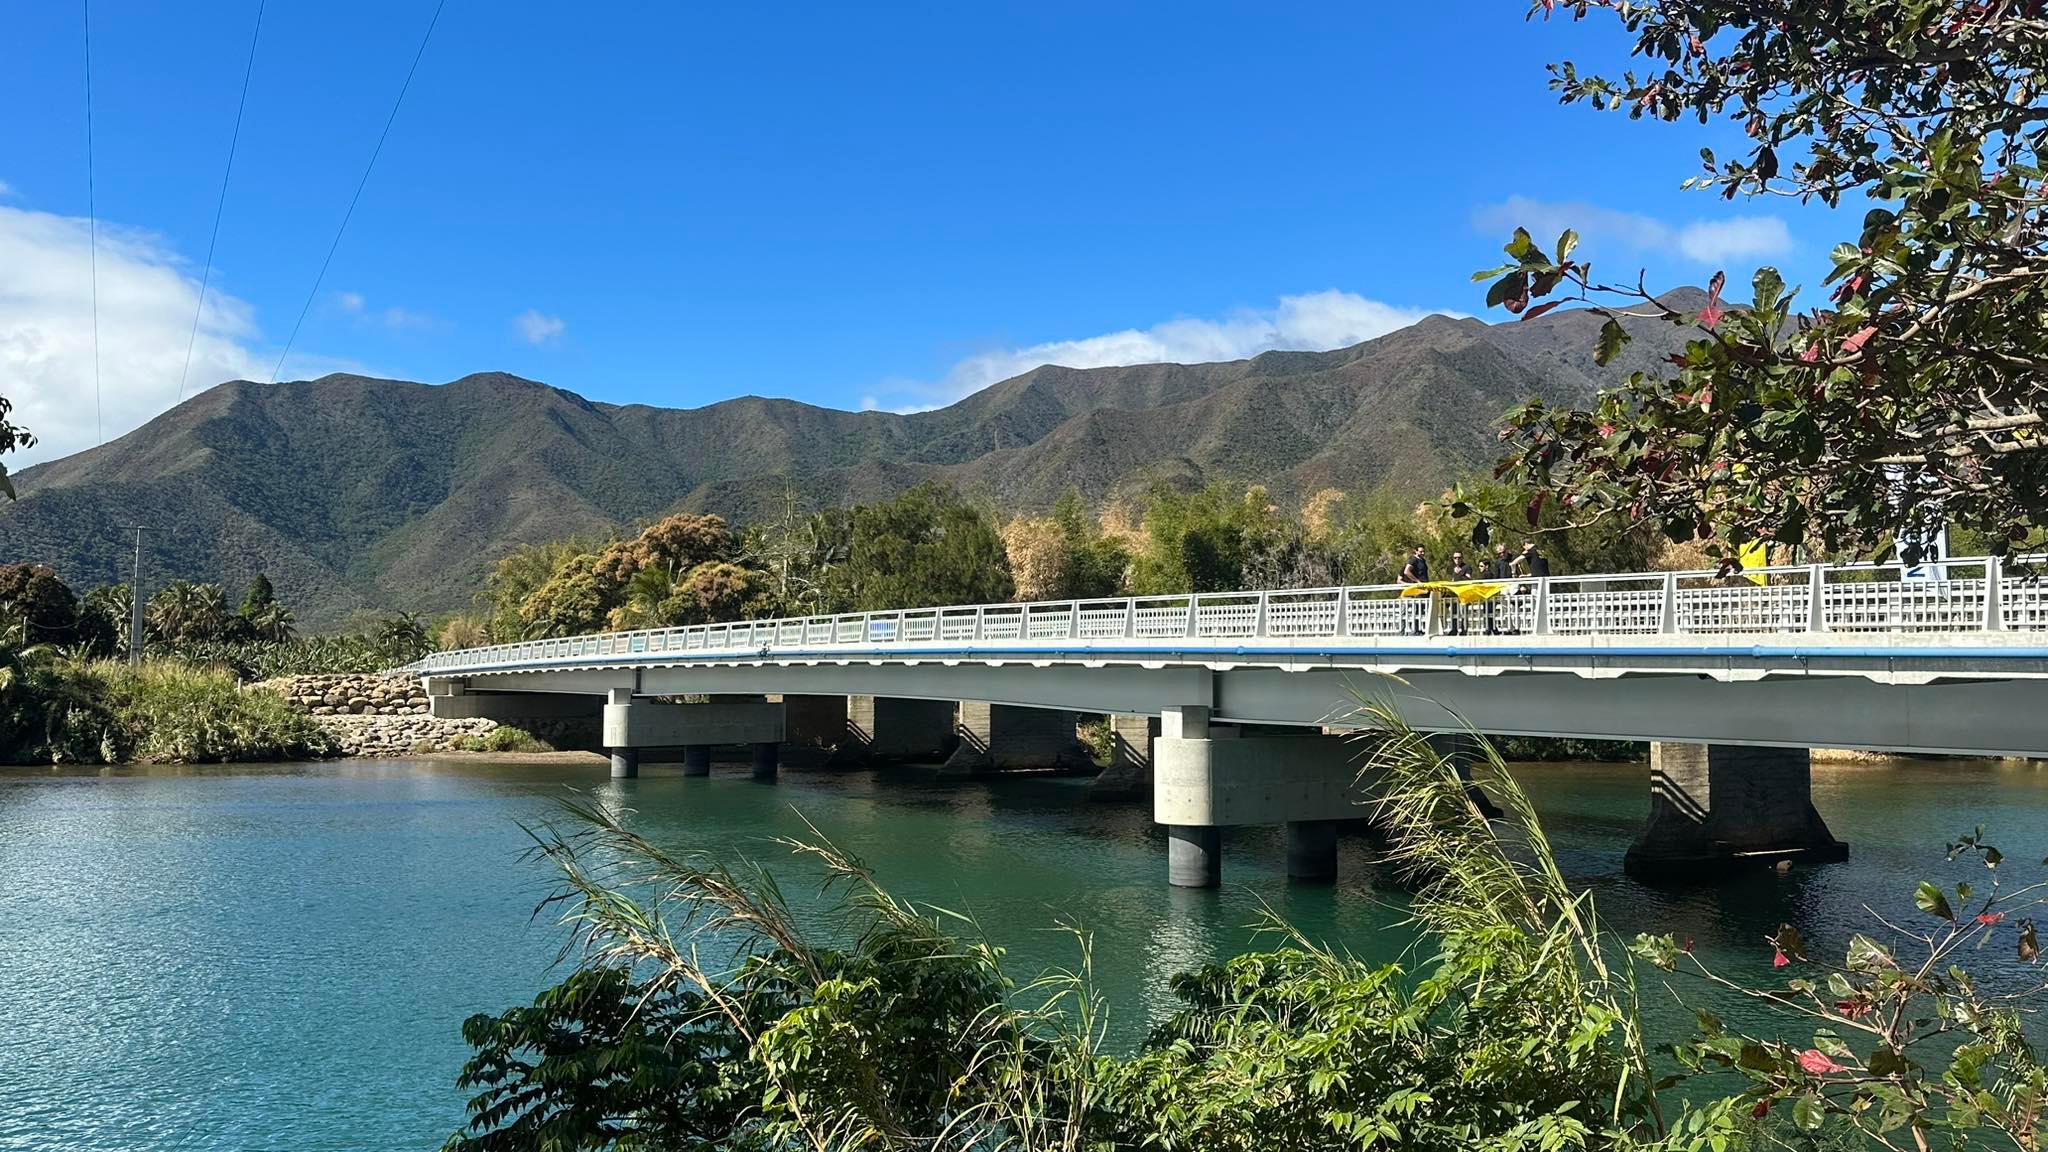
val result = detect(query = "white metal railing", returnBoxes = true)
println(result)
[408,555,2048,673]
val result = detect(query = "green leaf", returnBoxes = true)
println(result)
[1504,227,1537,259]
[1846,934,1894,971]
[1555,229,1580,265]
[1594,317,1630,366]
[1915,880,1954,922]
[1752,267,1784,314]
[1793,1094,1825,1132]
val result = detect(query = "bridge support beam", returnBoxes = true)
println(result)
[1426,732,1504,819]
[779,694,850,756]
[840,696,956,763]
[1624,743,1847,879]
[1286,820,1339,883]
[1153,706,1364,888]
[940,703,1093,776]
[603,693,785,778]
[1091,714,1158,800]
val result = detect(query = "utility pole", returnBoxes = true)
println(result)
[125,525,154,665]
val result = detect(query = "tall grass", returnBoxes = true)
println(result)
[99,660,337,763]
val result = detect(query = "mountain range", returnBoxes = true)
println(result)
[0,294,1700,626]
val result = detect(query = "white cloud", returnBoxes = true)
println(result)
[877,289,1447,411]
[336,291,434,331]
[0,202,269,467]
[1473,195,1792,265]
[1675,217,1793,263]
[336,290,365,313]
[0,181,14,199]
[515,309,565,345]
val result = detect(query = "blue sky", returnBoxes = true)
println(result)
[2,2,1843,466]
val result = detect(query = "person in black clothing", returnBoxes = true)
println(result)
[1447,551,1473,634]
[1398,545,1430,634]
[1485,543,1514,634]
[1514,540,1551,578]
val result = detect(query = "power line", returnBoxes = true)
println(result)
[83,0,102,444]
[269,0,447,384]
[177,0,266,405]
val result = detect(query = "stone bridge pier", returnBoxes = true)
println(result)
[837,696,957,764]
[603,690,786,780]
[1623,742,1847,879]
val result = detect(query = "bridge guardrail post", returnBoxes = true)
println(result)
[973,607,984,642]
[1335,587,1349,637]
[1186,596,1200,639]
[1660,571,1678,634]
[1253,592,1268,638]
[1807,565,1827,632]
[1532,579,1550,635]
[1069,601,1081,640]
[1123,598,1136,640]
[1985,555,2004,630]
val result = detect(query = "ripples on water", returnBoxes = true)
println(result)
[5,755,2048,1149]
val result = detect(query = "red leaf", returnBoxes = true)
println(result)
[1706,269,1726,306]
[1520,300,1564,322]
[1773,948,1790,968]
[1979,912,2006,925]
[1698,301,1724,329]
[1525,492,1547,527]
[1799,1049,1846,1075]
[1840,326,1877,355]
[1798,343,1821,363]
[1751,1097,1773,1119]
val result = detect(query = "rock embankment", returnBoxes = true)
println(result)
[256,673,431,716]
[253,673,505,756]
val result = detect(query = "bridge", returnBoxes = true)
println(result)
[407,555,2048,886]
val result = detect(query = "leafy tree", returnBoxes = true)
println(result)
[238,573,276,622]
[376,612,430,658]
[665,561,767,624]
[1129,484,1270,594]
[146,581,233,647]
[444,968,754,1152]
[829,483,1013,610]
[1481,0,2048,561]
[0,563,84,645]
[481,540,597,642]
[518,555,610,638]
[0,392,31,501]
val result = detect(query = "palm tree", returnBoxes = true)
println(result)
[250,602,295,643]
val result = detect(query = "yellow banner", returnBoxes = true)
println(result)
[1738,540,1769,586]
[1398,581,1513,604]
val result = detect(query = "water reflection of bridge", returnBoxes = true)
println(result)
[409,556,2048,886]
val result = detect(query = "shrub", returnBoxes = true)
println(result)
[98,661,336,763]
[453,726,552,754]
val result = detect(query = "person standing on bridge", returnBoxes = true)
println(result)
[1399,545,1430,634]
[1447,550,1473,634]
[1486,542,1514,635]
[1513,540,1550,579]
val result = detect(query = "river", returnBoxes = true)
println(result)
[3,754,2046,1150]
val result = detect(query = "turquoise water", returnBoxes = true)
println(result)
[4,755,2048,1150]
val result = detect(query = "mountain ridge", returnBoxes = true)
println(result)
[0,299,1696,625]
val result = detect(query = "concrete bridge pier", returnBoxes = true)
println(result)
[1623,742,1848,879]
[838,696,957,764]
[751,741,779,781]
[1090,714,1158,799]
[606,688,640,778]
[603,692,786,780]
[1285,820,1340,883]
[1426,732,1504,819]
[1153,706,1365,888]
[940,702,1094,776]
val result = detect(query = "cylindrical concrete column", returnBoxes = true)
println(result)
[1167,825,1221,888]
[1285,820,1338,883]
[682,745,711,777]
[609,748,639,779]
[751,741,779,781]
